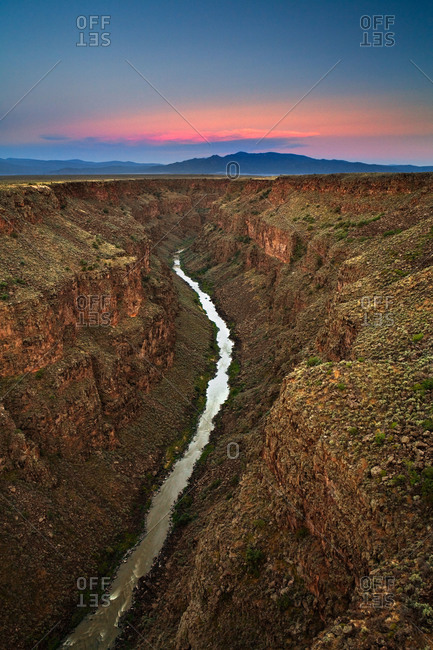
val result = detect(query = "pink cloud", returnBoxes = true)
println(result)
[50,128,319,146]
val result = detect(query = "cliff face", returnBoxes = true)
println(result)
[0,178,231,462]
[0,179,218,647]
[1,174,433,649]
[0,183,176,464]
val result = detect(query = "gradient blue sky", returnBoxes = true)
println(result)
[0,0,432,164]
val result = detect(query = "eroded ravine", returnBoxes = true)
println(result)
[62,252,234,649]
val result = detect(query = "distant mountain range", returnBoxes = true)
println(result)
[0,158,158,176]
[1,152,433,176]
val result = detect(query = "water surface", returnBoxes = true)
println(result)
[62,252,233,649]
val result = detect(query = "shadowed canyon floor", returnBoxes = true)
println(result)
[1,174,433,648]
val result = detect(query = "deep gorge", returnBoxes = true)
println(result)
[1,174,433,649]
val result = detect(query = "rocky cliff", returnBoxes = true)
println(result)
[0,179,218,646]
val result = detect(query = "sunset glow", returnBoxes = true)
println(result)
[1,0,432,164]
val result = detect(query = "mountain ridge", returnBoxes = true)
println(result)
[1,151,433,176]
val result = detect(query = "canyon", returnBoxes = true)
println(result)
[0,173,433,648]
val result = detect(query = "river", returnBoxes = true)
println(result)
[62,252,234,649]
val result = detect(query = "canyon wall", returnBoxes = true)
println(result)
[115,173,433,650]
[0,179,219,647]
[1,174,433,648]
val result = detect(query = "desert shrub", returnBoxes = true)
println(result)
[235,235,251,243]
[253,519,266,530]
[295,526,310,539]
[228,359,241,381]
[422,467,433,504]
[292,239,306,261]
[403,460,420,485]
[172,495,195,529]
[197,443,214,466]
[245,545,265,576]
[375,432,386,446]
[413,379,433,397]
[276,593,293,611]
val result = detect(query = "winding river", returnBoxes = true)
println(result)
[62,252,234,649]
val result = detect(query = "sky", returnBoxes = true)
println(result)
[0,0,432,165]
